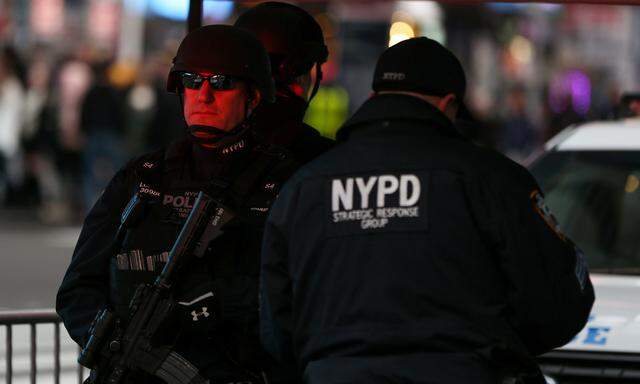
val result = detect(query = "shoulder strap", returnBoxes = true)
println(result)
[125,149,164,200]
[226,143,298,207]
[129,139,192,198]
[163,139,191,178]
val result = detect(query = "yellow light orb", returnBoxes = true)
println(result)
[625,174,640,193]
[509,35,534,64]
[389,21,415,47]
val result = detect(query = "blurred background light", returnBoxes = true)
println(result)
[124,0,146,14]
[509,35,533,64]
[147,0,233,22]
[391,10,413,23]
[393,1,444,44]
[625,174,640,193]
[388,21,415,47]
[549,70,592,116]
[487,3,563,13]
[88,0,120,44]
[30,0,64,38]
[568,70,592,116]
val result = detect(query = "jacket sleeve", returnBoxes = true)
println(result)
[468,161,595,355]
[55,166,133,345]
[260,181,299,371]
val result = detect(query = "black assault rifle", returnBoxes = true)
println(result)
[78,191,234,384]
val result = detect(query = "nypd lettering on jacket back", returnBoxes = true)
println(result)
[327,172,428,237]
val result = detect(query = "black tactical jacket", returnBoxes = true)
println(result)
[56,135,301,383]
[260,94,595,384]
[254,94,334,164]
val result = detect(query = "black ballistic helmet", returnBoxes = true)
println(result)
[167,25,276,102]
[234,2,328,85]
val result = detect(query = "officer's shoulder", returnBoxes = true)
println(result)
[123,147,165,176]
[467,143,537,188]
[92,148,167,211]
[117,141,187,187]
[279,139,346,190]
[126,140,189,174]
[289,123,335,162]
[299,122,334,145]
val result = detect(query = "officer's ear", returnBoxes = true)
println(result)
[246,87,261,115]
[438,93,459,122]
[293,69,313,101]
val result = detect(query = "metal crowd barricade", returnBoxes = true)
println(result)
[0,309,84,384]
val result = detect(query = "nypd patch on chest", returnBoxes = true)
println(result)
[326,172,429,237]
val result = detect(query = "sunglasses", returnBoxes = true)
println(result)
[180,72,238,90]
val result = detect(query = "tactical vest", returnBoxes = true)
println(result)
[108,139,298,380]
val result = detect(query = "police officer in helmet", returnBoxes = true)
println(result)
[260,37,594,383]
[235,1,333,163]
[57,25,298,383]
[167,24,275,150]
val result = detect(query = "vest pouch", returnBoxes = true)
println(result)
[109,257,158,321]
[173,258,219,337]
[174,282,218,337]
[109,190,183,321]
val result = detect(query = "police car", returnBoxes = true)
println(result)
[528,118,640,383]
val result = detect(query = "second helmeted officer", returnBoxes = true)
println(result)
[235,1,334,164]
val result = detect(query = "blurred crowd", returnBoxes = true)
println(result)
[0,44,184,223]
[0,41,636,225]
[465,84,633,164]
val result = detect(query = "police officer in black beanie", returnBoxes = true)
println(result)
[234,1,334,164]
[57,25,301,383]
[260,37,594,384]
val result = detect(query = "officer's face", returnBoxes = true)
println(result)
[182,72,259,136]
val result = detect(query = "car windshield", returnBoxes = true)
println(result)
[530,150,640,275]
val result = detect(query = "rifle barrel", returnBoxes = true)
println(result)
[156,191,215,288]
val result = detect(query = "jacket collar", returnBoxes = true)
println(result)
[337,93,463,141]
[257,94,307,125]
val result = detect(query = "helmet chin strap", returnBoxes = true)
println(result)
[308,62,322,101]
[187,125,233,146]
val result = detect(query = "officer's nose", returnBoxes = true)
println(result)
[197,80,215,103]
